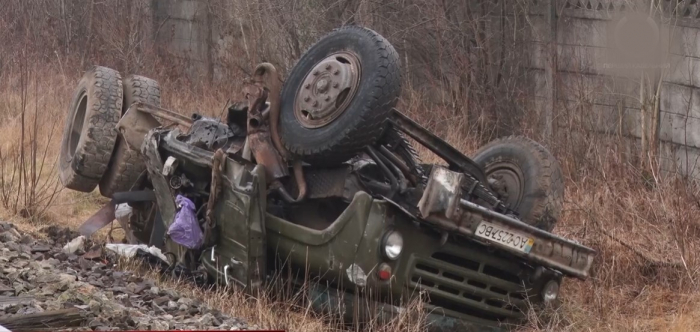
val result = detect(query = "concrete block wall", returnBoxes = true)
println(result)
[522,0,700,179]
[151,0,212,81]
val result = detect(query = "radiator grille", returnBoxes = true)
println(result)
[409,250,531,322]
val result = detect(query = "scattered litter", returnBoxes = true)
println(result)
[62,236,86,254]
[168,195,203,249]
[82,244,103,260]
[114,203,133,220]
[105,243,170,264]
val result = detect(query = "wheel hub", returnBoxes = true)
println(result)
[487,166,525,209]
[294,51,361,128]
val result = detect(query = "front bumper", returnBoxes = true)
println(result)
[418,166,596,279]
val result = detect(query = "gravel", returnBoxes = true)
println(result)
[0,221,250,331]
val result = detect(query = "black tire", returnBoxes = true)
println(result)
[59,66,123,193]
[472,136,564,232]
[279,26,401,165]
[99,75,161,197]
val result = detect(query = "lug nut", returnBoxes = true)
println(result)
[313,70,319,76]
[313,101,319,107]
[326,64,332,70]
[305,83,311,89]
[332,82,339,88]
[304,96,310,102]
[325,96,331,101]
[333,70,340,75]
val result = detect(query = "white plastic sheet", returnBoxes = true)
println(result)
[105,243,170,264]
[114,203,133,220]
[62,235,86,254]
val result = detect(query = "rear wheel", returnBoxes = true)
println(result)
[472,136,564,231]
[279,26,401,165]
[59,66,123,192]
[99,75,161,197]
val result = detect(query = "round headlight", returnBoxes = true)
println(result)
[383,231,403,260]
[542,280,559,305]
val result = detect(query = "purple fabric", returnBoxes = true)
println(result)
[168,195,203,249]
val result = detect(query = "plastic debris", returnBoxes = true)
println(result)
[105,243,170,264]
[62,235,86,254]
[167,195,203,249]
[114,203,133,220]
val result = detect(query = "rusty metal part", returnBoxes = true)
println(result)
[137,102,194,128]
[417,165,596,279]
[294,51,362,128]
[388,109,486,183]
[82,245,103,260]
[252,63,287,158]
[78,202,116,238]
[245,80,289,183]
[204,148,226,247]
[78,189,161,242]
[251,62,307,202]
[116,101,194,154]
[116,103,162,153]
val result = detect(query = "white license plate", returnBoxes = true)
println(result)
[475,221,534,253]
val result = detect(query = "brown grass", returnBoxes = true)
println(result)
[2,66,699,332]
[0,2,698,329]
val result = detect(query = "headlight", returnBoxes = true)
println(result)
[542,280,560,305]
[383,231,403,260]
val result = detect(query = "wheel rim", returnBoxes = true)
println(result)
[294,51,362,128]
[68,93,88,160]
[486,162,525,210]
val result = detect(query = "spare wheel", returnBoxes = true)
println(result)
[279,26,402,166]
[58,66,123,192]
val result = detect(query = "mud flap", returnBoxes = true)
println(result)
[201,161,267,295]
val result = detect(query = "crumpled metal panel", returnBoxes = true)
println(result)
[417,166,464,220]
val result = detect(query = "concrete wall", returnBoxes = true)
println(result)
[151,0,213,81]
[523,0,700,179]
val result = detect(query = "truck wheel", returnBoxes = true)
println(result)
[59,66,123,193]
[279,26,401,165]
[472,136,564,232]
[99,75,161,197]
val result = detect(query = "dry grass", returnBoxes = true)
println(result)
[1,64,699,331]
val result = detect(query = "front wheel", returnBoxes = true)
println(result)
[472,136,564,232]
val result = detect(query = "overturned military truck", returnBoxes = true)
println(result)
[58,26,595,331]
